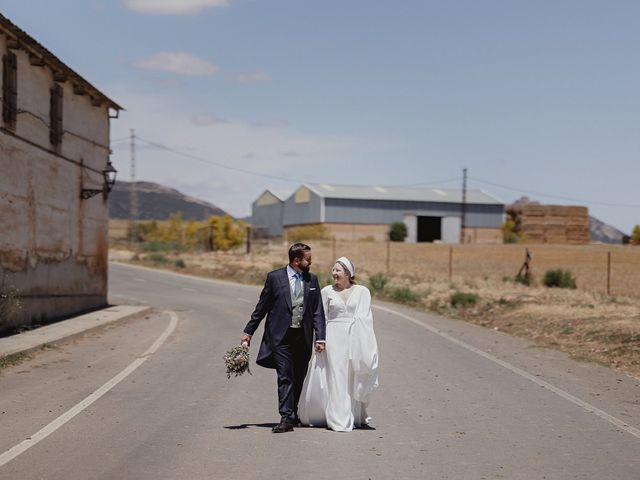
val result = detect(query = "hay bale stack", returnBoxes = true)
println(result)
[506,204,590,244]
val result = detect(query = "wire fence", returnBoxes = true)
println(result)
[248,240,640,298]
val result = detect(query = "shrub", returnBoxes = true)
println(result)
[542,269,577,289]
[450,291,479,308]
[388,287,420,303]
[368,273,389,294]
[515,272,532,286]
[501,219,522,244]
[286,225,329,242]
[147,253,169,264]
[389,222,408,242]
[174,259,186,269]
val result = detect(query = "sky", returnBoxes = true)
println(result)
[2,0,639,233]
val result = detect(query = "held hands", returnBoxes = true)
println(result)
[315,342,325,353]
[240,334,251,347]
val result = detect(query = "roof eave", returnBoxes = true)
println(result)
[0,14,123,112]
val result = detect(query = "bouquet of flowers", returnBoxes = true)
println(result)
[223,344,252,379]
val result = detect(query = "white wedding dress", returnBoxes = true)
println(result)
[298,284,379,432]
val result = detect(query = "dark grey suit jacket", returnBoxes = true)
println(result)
[244,267,326,368]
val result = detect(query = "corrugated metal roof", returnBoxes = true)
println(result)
[305,183,504,205]
[0,14,122,111]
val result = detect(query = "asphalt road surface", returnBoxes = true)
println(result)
[1,262,639,479]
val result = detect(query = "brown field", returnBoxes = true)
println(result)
[245,239,640,298]
[109,235,640,378]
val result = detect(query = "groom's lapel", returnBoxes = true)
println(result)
[279,268,293,312]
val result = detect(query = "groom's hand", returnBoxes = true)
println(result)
[315,342,325,353]
[241,334,251,347]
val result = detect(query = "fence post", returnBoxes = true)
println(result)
[607,251,611,296]
[246,227,252,255]
[386,241,390,274]
[448,246,453,283]
[332,236,336,261]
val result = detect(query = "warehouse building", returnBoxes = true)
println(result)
[252,183,504,243]
[251,189,292,237]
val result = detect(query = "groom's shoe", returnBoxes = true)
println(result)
[272,421,294,433]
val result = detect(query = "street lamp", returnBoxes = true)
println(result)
[80,159,117,200]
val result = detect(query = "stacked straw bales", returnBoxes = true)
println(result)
[507,204,590,244]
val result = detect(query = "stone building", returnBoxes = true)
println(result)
[0,14,122,332]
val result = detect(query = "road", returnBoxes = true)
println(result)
[1,262,639,479]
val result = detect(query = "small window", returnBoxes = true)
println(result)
[2,51,18,128]
[50,83,63,145]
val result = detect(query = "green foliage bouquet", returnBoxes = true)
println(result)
[223,344,252,379]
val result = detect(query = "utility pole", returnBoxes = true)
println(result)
[460,167,467,244]
[129,129,138,245]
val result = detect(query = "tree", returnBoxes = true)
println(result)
[501,219,522,244]
[631,225,640,245]
[389,222,407,242]
[207,215,247,250]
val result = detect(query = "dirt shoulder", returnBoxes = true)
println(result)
[109,247,640,379]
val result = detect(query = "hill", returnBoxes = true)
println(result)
[108,181,227,220]
[589,216,627,244]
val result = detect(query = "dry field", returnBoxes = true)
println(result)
[109,239,640,378]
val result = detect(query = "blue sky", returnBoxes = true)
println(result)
[3,0,639,232]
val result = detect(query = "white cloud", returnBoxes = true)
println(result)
[106,85,380,217]
[122,0,229,15]
[237,71,271,84]
[134,53,219,76]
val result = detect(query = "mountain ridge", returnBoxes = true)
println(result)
[108,180,227,220]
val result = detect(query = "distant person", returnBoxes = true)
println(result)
[241,243,326,433]
[299,257,379,432]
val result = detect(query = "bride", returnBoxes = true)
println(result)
[298,257,379,432]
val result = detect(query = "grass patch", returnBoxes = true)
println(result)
[367,273,389,294]
[450,291,479,308]
[387,287,420,303]
[147,253,170,264]
[139,241,188,253]
[174,258,187,269]
[0,352,31,370]
[497,297,519,309]
[515,272,533,286]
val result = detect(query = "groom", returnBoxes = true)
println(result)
[241,243,326,433]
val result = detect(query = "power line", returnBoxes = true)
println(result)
[469,176,640,209]
[129,135,635,209]
[135,136,306,183]
[133,135,462,188]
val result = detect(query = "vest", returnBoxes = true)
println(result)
[291,275,303,328]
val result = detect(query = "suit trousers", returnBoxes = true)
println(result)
[273,327,310,423]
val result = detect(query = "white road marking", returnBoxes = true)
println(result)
[373,304,640,440]
[0,311,180,468]
[236,298,252,304]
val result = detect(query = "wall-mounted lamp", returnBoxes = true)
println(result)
[80,159,118,200]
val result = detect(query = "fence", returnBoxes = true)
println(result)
[248,240,640,298]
